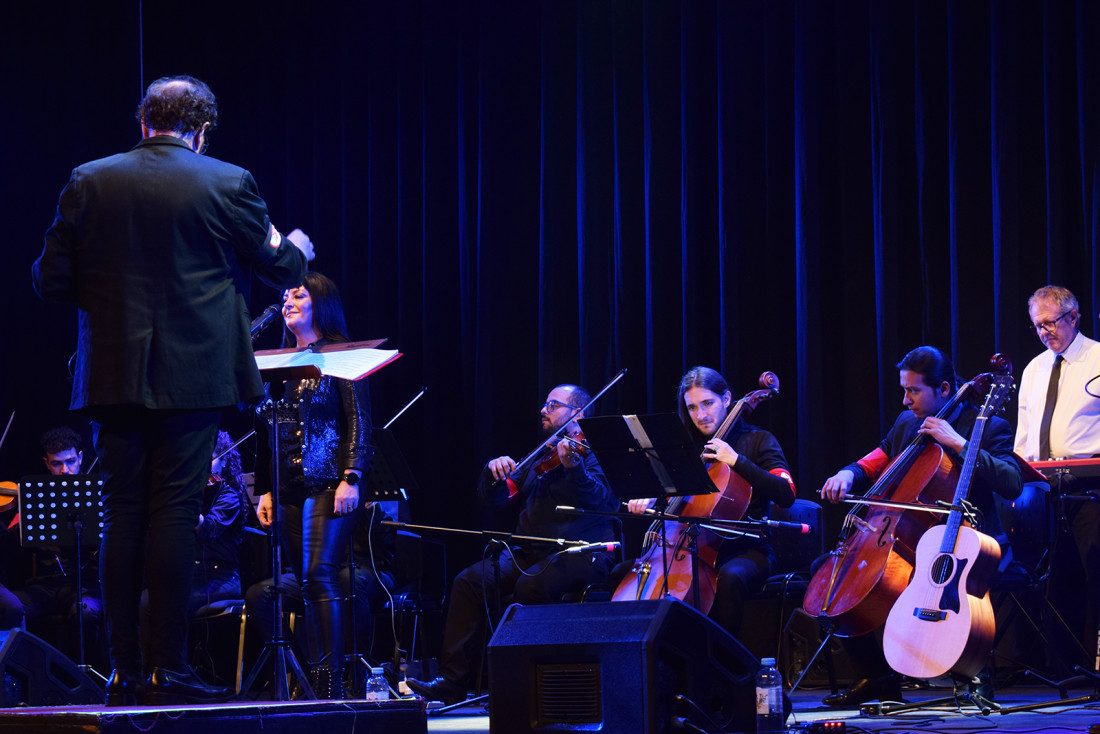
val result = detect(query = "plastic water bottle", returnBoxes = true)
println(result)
[365,667,388,701]
[755,657,784,733]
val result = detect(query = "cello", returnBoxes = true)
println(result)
[802,356,1008,637]
[612,372,780,611]
[883,365,1011,679]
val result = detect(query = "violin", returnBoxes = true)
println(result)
[531,430,590,477]
[0,480,16,512]
[612,371,781,611]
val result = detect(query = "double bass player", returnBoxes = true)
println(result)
[814,346,1022,707]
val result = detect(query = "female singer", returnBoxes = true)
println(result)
[254,271,372,699]
[625,366,796,635]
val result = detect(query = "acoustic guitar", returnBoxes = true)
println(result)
[882,367,1012,680]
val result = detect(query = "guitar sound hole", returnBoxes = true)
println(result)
[930,554,954,584]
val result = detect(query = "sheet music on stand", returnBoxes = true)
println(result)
[578,413,716,501]
[254,339,400,381]
[19,474,103,548]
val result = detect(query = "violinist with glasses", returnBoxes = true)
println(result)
[407,384,619,706]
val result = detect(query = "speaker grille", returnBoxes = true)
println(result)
[535,663,602,724]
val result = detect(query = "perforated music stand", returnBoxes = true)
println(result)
[577,413,716,501]
[18,474,104,682]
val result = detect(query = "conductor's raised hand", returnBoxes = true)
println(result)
[286,228,316,262]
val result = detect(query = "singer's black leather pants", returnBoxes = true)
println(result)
[281,491,363,675]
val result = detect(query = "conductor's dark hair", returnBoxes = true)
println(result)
[136,75,218,136]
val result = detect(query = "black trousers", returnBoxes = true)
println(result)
[93,407,221,673]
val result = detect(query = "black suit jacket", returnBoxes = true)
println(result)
[33,135,306,412]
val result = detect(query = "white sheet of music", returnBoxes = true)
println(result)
[254,348,400,381]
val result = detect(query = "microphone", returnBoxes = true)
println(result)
[555,505,581,513]
[761,518,812,534]
[564,541,621,554]
[250,304,282,341]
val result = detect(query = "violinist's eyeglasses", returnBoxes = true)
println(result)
[1031,310,1074,333]
[540,400,575,413]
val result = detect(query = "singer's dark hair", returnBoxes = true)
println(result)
[676,366,731,440]
[282,271,349,346]
[136,75,218,136]
[896,346,958,391]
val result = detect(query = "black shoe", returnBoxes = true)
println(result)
[969,668,995,702]
[406,676,466,705]
[822,675,903,708]
[145,667,234,705]
[105,668,146,706]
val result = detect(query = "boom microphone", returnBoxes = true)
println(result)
[563,541,621,554]
[761,518,812,534]
[250,304,282,341]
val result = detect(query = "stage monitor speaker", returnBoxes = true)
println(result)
[487,598,759,734]
[0,628,102,707]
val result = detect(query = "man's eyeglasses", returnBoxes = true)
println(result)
[540,400,576,413]
[1031,310,1075,333]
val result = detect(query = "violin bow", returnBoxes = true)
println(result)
[0,411,13,454]
[511,368,628,472]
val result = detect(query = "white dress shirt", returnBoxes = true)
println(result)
[1015,331,1100,460]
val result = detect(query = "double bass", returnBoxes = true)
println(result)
[612,372,780,611]
[802,356,1008,637]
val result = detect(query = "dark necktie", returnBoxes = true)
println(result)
[1038,354,1064,460]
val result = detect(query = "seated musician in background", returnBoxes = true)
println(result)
[623,366,796,637]
[1014,285,1100,673]
[407,384,619,705]
[139,431,251,672]
[818,346,1022,707]
[13,427,104,664]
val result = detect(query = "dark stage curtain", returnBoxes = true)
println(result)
[3,1,1098,548]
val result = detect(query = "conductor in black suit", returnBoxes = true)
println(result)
[32,75,311,705]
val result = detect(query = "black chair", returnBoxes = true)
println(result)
[991,480,1090,678]
[755,499,825,661]
[189,598,248,694]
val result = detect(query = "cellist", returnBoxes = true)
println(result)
[816,346,1022,707]
[625,366,796,637]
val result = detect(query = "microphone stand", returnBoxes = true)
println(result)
[379,521,616,711]
[240,372,317,702]
[554,505,777,612]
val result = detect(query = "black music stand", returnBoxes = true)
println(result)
[577,413,716,501]
[18,474,105,685]
[365,428,418,504]
[578,413,718,610]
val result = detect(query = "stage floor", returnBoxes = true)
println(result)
[422,681,1100,733]
[0,681,1096,733]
